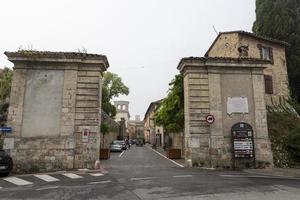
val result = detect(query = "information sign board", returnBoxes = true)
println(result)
[231,122,254,159]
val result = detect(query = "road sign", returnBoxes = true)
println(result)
[205,115,215,124]
[0,127,12,133]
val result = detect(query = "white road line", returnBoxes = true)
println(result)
[131,177,156,181]
[0,187,3,190]
[62,173,83,179]
[119,150,125,157]
[89,173,104,177]
[173,175,193,178]
[146,146,184,168]
[219,174,300,180]
[4,177,33,186]
[87,180,112,185]
[34,174,59,182]
[36,186,59,191]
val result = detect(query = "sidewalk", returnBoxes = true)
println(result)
[244,168,300,178]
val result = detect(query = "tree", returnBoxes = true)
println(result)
[155,74,184,133]
[0,68,13,125]
[102,72,129,117]
[253,0,300,103]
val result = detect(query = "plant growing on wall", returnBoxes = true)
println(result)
[155,74,184,133]
[0,68,13,126]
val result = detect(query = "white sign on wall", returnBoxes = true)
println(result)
[227,97,249,114]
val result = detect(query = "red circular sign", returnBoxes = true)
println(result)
[206,114,215,124]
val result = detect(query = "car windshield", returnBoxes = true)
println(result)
[112,140,122,145]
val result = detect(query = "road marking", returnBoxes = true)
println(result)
[219,174,300,180]
[78,168,89,172]
[173,175,193,178]
[87,180,112,185]
[36,186,59,191]
[0,187,2,189]
[89,173,104,177]
[62,173,83,179]
[147,146,184,168]
[4,177,33,186]
[34,174,59,182]
[131,177,156,181]
[119,150,125,157]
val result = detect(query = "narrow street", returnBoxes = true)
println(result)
[0,145,300,199]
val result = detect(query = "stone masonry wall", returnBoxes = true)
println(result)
[184,68,210,167]
[74,68,102,169]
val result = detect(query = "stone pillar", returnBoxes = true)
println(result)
[252,69,273,168]
[4,51,109,173]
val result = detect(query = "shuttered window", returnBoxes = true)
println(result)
[264,75,273,94]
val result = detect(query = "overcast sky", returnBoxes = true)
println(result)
[0,0,256,119]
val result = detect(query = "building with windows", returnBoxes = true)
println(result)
[144,100,164,145]
[205,31,290,106]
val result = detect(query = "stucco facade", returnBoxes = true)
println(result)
[178,57,273,168]
[206,31,289,107]
[4,51,108,173]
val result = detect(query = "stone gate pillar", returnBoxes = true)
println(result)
[178,57,273,168]
[4,51,109,172]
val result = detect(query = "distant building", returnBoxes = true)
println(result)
[128,115,144,140]
[114,100,130,126]
[144,100,164,146]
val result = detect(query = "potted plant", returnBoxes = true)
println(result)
[100,123,110,160]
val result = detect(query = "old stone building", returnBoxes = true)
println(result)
[178,56,273,168]
[3,50,109,172]
[128,115,144,140]
[144,100,164,145]
[205,31,290,106]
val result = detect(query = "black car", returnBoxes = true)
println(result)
[0,150,13,176]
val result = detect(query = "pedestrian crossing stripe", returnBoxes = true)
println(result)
[4,177,33,186]
[89,173,104,177]
[34,174,59,182]
[62,173,83,179]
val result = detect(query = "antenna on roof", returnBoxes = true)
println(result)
[212,25,219,36]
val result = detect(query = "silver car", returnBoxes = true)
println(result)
[110,140,124,152]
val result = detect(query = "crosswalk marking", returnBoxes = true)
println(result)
[34,174,59,182]
[87,180,112,185]
[173,175,193,178]
[4,177,33,186]
[62,173,83,179]
[89,173,104,177]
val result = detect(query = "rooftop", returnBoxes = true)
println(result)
[4,50,109,67]
[205,30,289,57]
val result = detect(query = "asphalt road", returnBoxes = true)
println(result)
[0,145,299,199]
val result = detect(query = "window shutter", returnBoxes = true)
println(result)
[257,44,263,59]
[269,47,274,64]
[264,75,273,94]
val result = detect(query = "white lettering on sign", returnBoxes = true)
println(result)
[227,97,249,114]
[233,141,253,150]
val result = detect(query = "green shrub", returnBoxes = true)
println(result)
[285,126,300,163]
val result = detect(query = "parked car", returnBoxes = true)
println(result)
[0,150,13,176]
[110,140,126,152]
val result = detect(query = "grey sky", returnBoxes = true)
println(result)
[0,0,256,119]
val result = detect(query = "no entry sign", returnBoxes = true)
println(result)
[205,114,215,124]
